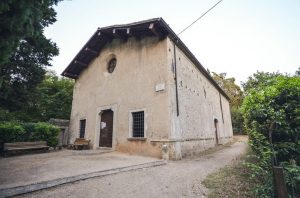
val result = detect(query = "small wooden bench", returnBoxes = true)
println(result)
[3,141,49,156]
[73,138,90,150]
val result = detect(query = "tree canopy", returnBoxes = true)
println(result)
[211,72,244,108]
[34,72,74,122]
[0,71,74,122]
[0,0,61,119]
[0,0,60,64]
[241,71,283,95]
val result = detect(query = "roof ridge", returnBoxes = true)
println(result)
[97,17,162,30]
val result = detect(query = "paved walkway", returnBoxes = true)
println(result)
[14,136,248,198]
[0,150,165,197]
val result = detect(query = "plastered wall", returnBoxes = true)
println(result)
[166,38,233,158]
[69,35,233,159]
[69,36,171,157]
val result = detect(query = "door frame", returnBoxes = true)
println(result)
[94,104,118,150]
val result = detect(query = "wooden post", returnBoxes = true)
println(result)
[273,166,288,198]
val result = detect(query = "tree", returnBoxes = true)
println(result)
[0,0,60,117]
[241,71,282,95]
[296,67,300,76]
[34,71,74,121]
[212,72,244,108]
[0,0,60,64]
[0,71,74,122]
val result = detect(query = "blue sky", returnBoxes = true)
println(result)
[45,0,300,84]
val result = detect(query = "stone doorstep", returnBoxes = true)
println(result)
[0,160,166,198]
[71,149,113,155]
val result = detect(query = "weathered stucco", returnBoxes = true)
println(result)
[68,35,233,159]
[69,36,171,158]
[166,38,233,159]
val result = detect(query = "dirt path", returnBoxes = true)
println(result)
[17,136,248,198]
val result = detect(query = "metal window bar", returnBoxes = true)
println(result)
[132,111,144,137]
[79,119,86,138]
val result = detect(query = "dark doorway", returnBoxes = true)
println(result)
[214,118,219,145]
[79,119,86,138]
[99,110,113,147]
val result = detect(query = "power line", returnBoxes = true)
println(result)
[177,0,223,36]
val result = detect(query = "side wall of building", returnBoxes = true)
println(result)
[69,37,171,158]
[166,38,233,159]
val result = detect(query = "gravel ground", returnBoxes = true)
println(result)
[0,150,160,189]
[17,137,248,198]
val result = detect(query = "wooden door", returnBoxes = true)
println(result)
[99,110,113,147]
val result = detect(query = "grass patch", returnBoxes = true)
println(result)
[202,151,254,198]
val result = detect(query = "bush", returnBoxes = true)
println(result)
[231,107,245,134]
[0,122,60,147]
[243,76,300,162]
[31,122,59,147]
[0,122,25,143]
[281,162,300,195]
[242,76,300,196]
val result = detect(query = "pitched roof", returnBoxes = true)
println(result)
[62,18,229,100]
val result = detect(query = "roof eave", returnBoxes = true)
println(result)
[157,20,230,101]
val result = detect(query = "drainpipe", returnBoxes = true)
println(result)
[173,41,179,116]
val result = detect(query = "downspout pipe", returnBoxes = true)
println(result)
[173,41,179,116]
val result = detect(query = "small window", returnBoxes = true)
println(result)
[79,119,86,138]
[107,58,117,73]
[132,111,144,137]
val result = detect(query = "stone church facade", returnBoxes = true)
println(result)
[62,18,233,159]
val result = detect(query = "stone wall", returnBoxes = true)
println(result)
[166,38,233,159]
[49,118,70,146]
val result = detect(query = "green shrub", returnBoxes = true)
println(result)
[0,122,60,147]
[0,108,15,122]
[242,76,300,162]
[231,107,245,134]
[281,162,300,195]
[242,76,300,196]
[0,122,25,143]
[21,122,35,140]
[30,122,59,147]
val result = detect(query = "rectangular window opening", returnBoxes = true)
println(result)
[79,119,86,138]
[132,111,144,138]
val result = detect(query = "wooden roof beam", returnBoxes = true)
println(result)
[85,47,98,56]
[149,23,164,40]
[126,28,141,40]
[74,60,88,67]
[126,28,133,36]
[113,29,128,41]
[97,31,113,41]
[63,72,78,78]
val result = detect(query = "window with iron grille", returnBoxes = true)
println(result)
[79,119,86,138]
[132,111,144,137]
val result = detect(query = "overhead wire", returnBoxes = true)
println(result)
[177,0,223,36]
